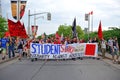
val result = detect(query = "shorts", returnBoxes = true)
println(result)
[2,48,6,54]
[18,49,23,54]
[117,51,120,56]
[113,48,119,56]
[109,47,114,55]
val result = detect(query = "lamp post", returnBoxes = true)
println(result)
[85,13,90,41]
[28,10,51,38]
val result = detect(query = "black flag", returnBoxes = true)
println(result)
[72,18,76,38]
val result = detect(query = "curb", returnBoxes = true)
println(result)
[99,54,120,64]
[0,56,19,64]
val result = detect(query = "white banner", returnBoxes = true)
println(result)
[30,43,98,59]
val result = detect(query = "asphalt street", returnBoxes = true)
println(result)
[0,58,120,80]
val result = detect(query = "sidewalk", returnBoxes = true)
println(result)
[99,52,120,62]
[0,53,19,64]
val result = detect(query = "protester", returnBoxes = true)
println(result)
[8,37,15,58]
[24,39,32,58]
[0,36,9,60]
[92,37,98,43]
[17,38,24,60]
[108,37,115,62]
[113,37,119,63]
[88,37,92,43]
[100,38,107,59]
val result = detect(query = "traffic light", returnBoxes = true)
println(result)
[85,14,89,21]
[47,13,51,20]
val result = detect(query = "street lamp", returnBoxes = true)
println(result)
[28,10,51,38]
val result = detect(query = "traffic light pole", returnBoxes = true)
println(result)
[28,10,51,38]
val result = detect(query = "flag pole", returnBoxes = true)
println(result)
[91,12,93,32]
[88,14,90,40]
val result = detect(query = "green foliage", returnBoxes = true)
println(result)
[0,17,8,38]
[103,29,120,40]
[57,24,84,39]
[103,29,120,46]
[76,25,84,39]
[37,35,42,39]
[58,25,72,38]
[83,29,120,44]
[47,33,54,38]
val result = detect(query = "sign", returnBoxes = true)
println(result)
[30,43,98,59]
[11,0,27,20]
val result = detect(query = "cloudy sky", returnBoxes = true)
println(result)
[1,0,120,36]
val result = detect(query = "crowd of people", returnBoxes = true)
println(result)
[0,36,120,63]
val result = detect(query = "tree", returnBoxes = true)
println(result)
[0,17,8,38]
[57,24,84,39]
[58,25,72,38]
[83,28,120,45]
[76,25,84,39]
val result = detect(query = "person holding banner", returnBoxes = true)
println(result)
[92,37,98,43]
[24,39,32,58]
[71,37,77,60]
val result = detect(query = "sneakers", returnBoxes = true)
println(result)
[2,56,6,60]
[18,58,21,61]
[113,60,119,64]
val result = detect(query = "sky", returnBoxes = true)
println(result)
[1,0,120,36]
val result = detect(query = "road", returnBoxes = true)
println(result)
[0,58,120,80]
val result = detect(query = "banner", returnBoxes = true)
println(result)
[30,43,98,59]
[11,0,27,20]
[20,23,28,38]
[8,19,28,38]
[31,25,38,36]
[20,0,27,19]
[11,0,17,20]
[8,19,16,36]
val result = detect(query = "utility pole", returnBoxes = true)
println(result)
[28,10,51,38]
[0,0,2,17]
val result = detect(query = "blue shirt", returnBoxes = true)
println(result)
[0,38,9,48]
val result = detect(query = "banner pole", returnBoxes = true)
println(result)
[28,10,30,37]
[17,0,20,21]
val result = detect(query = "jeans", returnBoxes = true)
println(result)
[8,47,15,58]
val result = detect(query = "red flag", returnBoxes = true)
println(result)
[20,23,28,38]
[55,32,60,39]
[4,31,10,37]
[91,11,93,15]
[98,21,103,40]
[89,11,93,15]
[8,19,28,38]
[8,19,16,36]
